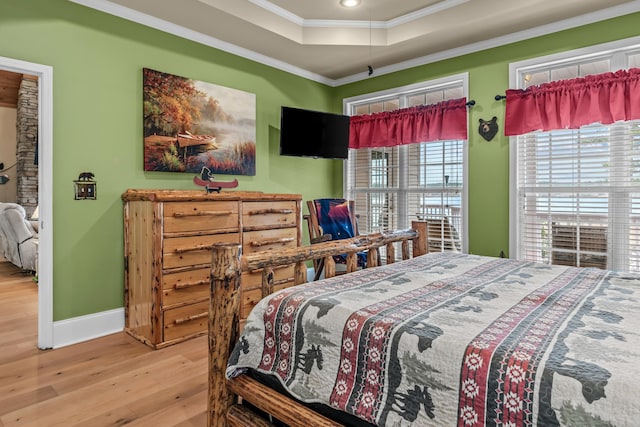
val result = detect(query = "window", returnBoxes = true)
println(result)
[344,74,468,255]
[510,36,640,273]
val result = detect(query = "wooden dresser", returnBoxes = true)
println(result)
[122,189,302,349]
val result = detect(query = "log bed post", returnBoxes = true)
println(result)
[367,246,380,268]
[411,220,428,257]
[386,243,396,264]
[208,243,242,427]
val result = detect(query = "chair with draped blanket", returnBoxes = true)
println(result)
[305,198,367,280]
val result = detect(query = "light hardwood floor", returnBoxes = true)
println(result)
[0,262,208,427]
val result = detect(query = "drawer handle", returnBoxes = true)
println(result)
[250,237,295,247]
[173,311,208,325]
[173,210,233,218]
[273,276,295,286]
[174,244,213,254]
[248,209,293,215]
[174,279,208,289]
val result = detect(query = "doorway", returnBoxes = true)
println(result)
[0,56,53,349]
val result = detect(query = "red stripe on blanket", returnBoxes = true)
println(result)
[457,267,606,427]
[258,291,295,374]
[258,267,396,382]
[331,259,515,423]
[330,282,460,418]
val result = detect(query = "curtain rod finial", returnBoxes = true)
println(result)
[495,95,506,101]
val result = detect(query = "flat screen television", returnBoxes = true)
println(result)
[279,106,350,159]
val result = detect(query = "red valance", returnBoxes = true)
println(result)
[349,98,469,149]
[504,68,640,136]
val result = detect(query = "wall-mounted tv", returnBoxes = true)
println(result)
[279,106,350,159]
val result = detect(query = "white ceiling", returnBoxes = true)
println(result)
[71,0,640,85]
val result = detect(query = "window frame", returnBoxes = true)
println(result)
[343,73,469,253]
[509,35,640,267]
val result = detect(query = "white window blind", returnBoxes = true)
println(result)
[511,36,640,273]
[344,77,467,257]
[516,122,640,272]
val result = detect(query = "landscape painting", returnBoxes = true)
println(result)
[143,68,256,175]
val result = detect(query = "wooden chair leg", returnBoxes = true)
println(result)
[313,258,325,281]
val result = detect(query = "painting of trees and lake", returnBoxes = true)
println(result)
[143,68,256,175]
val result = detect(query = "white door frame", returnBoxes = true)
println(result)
[0,56,53,349]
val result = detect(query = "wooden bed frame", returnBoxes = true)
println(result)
[207,222,428,427]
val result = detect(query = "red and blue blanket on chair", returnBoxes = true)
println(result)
[314,198,366,267]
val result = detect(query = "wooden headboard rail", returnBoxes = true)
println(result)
[208,222,428,427]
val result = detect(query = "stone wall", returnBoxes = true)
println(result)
[16,76,38,217]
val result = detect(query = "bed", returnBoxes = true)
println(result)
[207,224,640,427]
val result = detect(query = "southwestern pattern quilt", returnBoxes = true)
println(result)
[227,252,640,426]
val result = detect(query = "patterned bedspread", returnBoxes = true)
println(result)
[227,252,640,426]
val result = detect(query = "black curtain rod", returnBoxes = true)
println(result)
[466,100,476,107]
[495,95,506,101]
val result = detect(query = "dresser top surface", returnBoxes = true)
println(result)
[122,189,301,203]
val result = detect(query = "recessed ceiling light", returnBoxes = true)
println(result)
[340,0,361,7]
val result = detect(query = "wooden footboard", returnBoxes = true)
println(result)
[208,222,428,427]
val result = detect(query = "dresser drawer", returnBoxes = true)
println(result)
[162,267,210,308]
[241,282,294,320]
[242,227,297,255]
[241,264,295,291]
[163,300,209,342]
[243,201,297,230]
[163,201,239,234]
[164,233,239,269]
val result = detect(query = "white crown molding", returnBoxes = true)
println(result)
[302,19,386,29]
[69,0,640,86]
[69,0,334,85]
[334,1,640,86]
[386,0,470,28]
[248,0,304,26]
[249,0,469,29]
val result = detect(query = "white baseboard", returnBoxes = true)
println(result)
[49,268,328,349]
[52,307,124,349]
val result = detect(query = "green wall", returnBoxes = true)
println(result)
[0,0,342,320]
[333,12,640,258]
[1,0,638,321]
